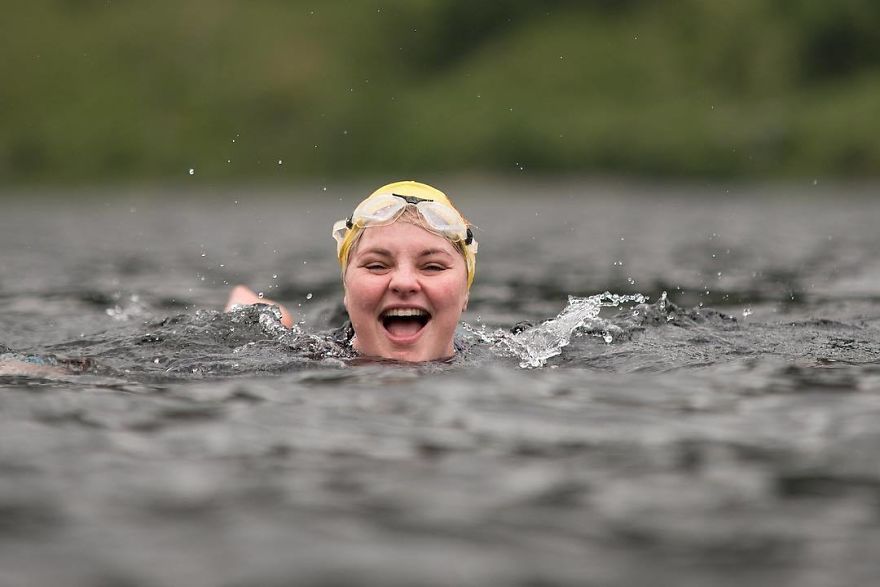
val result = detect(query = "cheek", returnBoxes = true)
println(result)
[433,276,469,311]
[345,274,384,311]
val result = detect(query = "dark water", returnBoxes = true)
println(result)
[2,181,880,586]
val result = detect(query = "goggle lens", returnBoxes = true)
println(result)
[351,195,407,226]
[416,201,467,240]
[335,193,476,252]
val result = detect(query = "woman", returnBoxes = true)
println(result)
[225,180,478,362]
[0,180,476,375]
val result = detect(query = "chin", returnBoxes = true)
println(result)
[389,346,453,363]
[354,335,453,363]
[369,315,456,362]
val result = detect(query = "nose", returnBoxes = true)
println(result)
[388,265,421,296]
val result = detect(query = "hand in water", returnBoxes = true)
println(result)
[224,285,295,328]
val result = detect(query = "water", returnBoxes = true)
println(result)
[2,181,880,586]
[463,292,647,368]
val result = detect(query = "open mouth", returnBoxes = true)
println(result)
[380,307,431,340]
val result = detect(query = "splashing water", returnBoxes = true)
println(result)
[463,292,646,368]
[105,294,148,321]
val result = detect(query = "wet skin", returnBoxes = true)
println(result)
[344,221,469,362]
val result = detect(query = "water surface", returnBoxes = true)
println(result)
[2,181,879,586]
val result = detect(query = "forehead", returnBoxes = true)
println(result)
[352,221,460,257]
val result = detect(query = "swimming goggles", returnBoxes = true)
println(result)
[332,193,477,252]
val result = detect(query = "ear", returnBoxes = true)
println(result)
[462,292,469,312]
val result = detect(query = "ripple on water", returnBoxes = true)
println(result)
[4,191,880,585]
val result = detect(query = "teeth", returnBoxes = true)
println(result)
[382,308,428,318]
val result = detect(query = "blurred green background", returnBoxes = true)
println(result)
[3,0,879,185]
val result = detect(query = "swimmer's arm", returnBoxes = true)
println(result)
[0,359,67,377]
[224,284,294,328]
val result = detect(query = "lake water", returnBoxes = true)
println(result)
[2,180,880,586]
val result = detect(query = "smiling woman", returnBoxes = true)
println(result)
[343,219,469,361]
[225,181,478,362]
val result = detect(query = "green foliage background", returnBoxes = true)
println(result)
[3,0,880,183]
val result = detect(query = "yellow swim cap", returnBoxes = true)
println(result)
[333,181,477,289]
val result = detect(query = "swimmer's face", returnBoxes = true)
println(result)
[343,221,469,362]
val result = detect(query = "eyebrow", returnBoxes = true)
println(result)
[357,247,454,258]
[416,248,453,258]
[358,247,393,257]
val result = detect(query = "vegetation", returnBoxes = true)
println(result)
[3,0,880,183]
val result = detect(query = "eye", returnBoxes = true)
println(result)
[423,263,447,272]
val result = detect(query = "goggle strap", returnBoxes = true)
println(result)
[392,193,430,205]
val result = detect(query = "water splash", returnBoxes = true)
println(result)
[105,294,149,321]
[463,292,646,368]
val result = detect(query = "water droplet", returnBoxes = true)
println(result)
[602,332,613,344]
[742,307,753,317]
[272,274,278,279]
[258,292,264,299]
[188,168,195,175]
[278,160,283,165]
[201,252,206,257]
[306,293,313,300]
